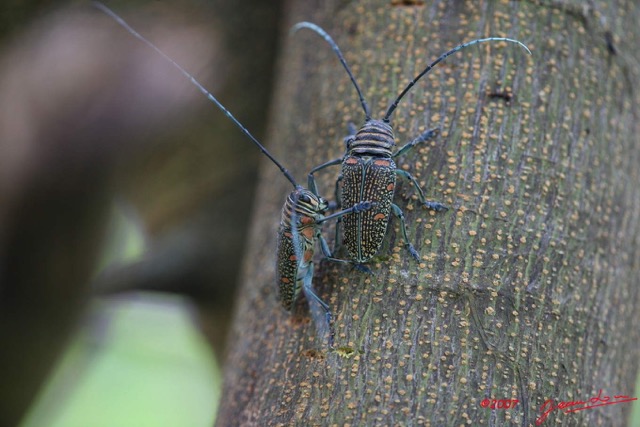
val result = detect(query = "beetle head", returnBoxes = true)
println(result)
[291,188,329,218]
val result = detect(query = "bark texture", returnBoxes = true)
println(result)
[218,0,640,425]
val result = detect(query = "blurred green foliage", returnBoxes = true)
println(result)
[21,294,220,427]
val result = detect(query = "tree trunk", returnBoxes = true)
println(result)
[217,0,640,425]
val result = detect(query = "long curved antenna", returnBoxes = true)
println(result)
[94,1,299,188]
[383,37,531,122]
[291,22,371,121]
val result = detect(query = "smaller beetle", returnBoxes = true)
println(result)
[294,22,531,267]
[276,188,373,346]
[96,3,374,347]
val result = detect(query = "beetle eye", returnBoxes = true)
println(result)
[298,194,311,203]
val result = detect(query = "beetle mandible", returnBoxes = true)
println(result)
[95,4,375,347]
[294,22,531,267]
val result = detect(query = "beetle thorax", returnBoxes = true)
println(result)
[348,119,395,157]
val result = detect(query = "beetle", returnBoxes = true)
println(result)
[293,22,530,267]
[275,189,373,346]
[95,4,374,347]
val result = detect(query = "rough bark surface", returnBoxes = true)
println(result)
[218,0,640,425]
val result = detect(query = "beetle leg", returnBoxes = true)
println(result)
[317,232,348,263]
[318,233,335,258]
[346,121,358,136]
[391,203,420,261]
[395,169,448,211]
[307,158,342,196]
[320,233,373,274]
[317,200,375,224]
[301,262,335,348]
[316,229,373,275]
[318,234,339,256]
[393,127,439,158]
[343,122,357,148]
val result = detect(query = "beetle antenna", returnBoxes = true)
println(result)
[291,22,371,121]
[94,1,300,188]
[383,37,531,122]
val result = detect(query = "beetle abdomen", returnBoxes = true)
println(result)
[276,223,316,310]
[342,156,397,262]
[276,225,301,310]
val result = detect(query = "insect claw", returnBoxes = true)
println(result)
[353,263,373,274]
[326,312,335,348]
[419,127,439,141]
[424,201,448,212]
[407,245,420,261]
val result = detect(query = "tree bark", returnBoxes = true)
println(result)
[218,0,640,425]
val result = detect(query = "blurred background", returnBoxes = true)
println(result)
[1,1,639,427]
[0,1,282,426]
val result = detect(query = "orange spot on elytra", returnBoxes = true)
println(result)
[387,183,395,191]
[374,159,391,166]
[302,228,314,239]
[281,277,291,283]
[300,216,314,225]
[374,213,386,221]
[304,250,313,262]
[345,157,358,165]
[289,255,297,261]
